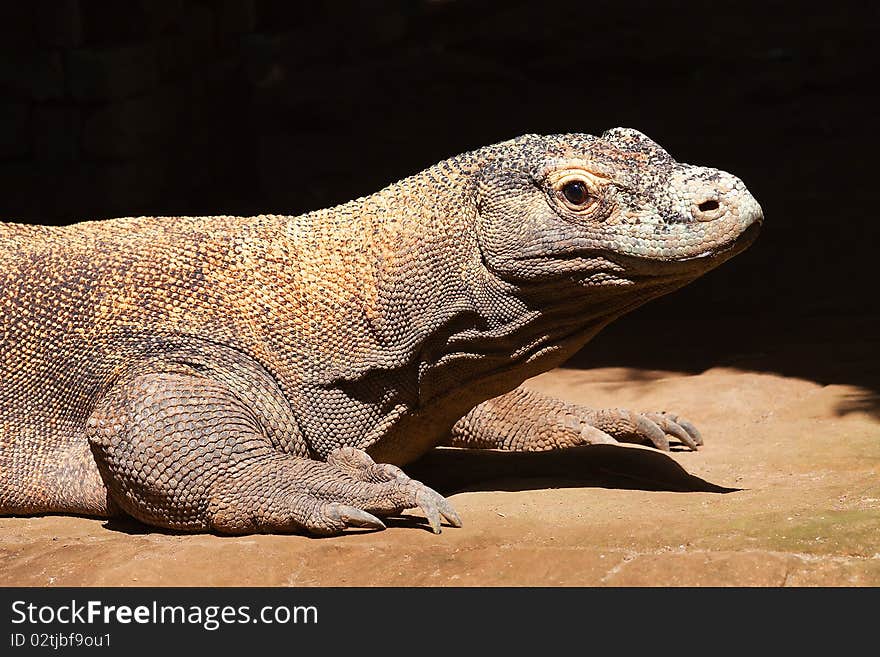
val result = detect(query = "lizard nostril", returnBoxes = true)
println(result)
[692,196,724,222]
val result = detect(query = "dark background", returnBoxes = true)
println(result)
[0,1,877,409]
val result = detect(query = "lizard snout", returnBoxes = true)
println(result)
[683,168,763,231]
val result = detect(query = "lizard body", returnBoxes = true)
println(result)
[0,129,761,534]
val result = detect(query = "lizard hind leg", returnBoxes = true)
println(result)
[87,370,460,535]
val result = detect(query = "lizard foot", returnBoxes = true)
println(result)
[322,446,461,534]
[584,409,703,451]
[210,449,462,537]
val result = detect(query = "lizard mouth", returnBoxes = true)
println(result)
[677,218,762,262]
[665,218,762,271]
[528,219,762,286]
[609,217,763,283]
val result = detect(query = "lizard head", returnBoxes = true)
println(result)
[474,128,762,290]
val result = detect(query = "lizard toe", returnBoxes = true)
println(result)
[326,446,407,484]
[642,412,703,450]
[643,412,700,451]
[413,483,463,533]
[674,417,704,446]
[583,408,708,452]
[328,503,387,532]
[303,502,387,536]
[632,413,670,451]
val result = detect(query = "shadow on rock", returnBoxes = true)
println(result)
[408,445,737,496]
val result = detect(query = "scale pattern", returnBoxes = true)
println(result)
[0,128,762,534]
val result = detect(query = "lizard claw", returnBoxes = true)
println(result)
[643,412,701,450]
[303,503,386,535]
[415,484,463,533]
[671,416,703,446]
[332,504,386,531]
[633,413,670,451]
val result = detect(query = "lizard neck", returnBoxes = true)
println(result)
[412,266,652,407]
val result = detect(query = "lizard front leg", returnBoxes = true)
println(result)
[87,369,460,535]
[448,386,702,452]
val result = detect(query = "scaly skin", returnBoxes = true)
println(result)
[0,128,762,535]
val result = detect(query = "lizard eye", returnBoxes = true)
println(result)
[559,179,595,210]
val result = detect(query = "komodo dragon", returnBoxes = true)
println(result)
[0,128,762,535]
